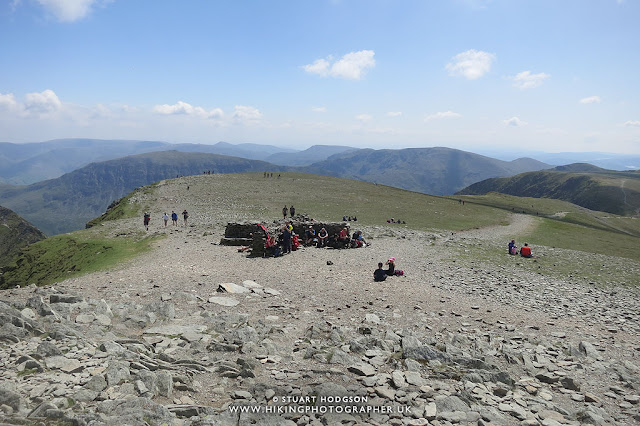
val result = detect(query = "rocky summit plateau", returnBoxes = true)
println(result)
[1,173,640,426]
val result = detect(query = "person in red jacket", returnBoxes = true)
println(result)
[520,243,532,258]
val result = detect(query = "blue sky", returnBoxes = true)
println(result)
[1,0,639,153]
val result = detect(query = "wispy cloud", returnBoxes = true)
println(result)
[312,106,326,113]
[425,111,462,121]
[511,71,550,89]
[303,50,376,80]
[446,49,495,80]
[153,101,223,119]
[580,96,601,104]
[355,114,372,122]
[233,105,262,124]
[387,111,402,117]
[503,116,527,127]
[624,120,640,127]
[35,0,111,22]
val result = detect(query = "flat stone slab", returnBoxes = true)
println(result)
[45,356,83,373]
[144,324,207,336]
[208,297,240,307]
[218,282,251,294]
[242,280,263,289]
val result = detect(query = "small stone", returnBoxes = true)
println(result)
[348,363,376,377]
[208,297,240,307]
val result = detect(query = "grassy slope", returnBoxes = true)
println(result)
[456,192,640,262]
[4,172,640,288]
[457,169,640,216]
[0,230,156,289]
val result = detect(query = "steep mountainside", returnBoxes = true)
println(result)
[303,147,551,195]
[0,151,288,236]
[266,145,358,166]
[0,205,46,269]
[457,166,640,216]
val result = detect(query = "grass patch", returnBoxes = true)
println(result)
[86,190,142,228]
[182,172,511,232]
[451,220,640,286]
[0,231,157,289]
[456,192,640,237]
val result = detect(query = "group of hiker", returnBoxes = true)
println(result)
[282,205,296,219]
[508,240,533,258]
[263,222,369,257]
[143,210,189,230]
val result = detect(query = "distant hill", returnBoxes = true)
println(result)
[0,151,288,236]
[302,147,551,195]
[457,165,640,216]
[0,205,46,269]
[266,145,358,166]
[0,139,295,185]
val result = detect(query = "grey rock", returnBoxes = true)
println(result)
[218,282,251,294]
[84,374,107,392]
[403,345,451,363]
[28,401,57,418]
[45,356,83,373]
[435,396,470,413]
[73,389,99,402]
[35,341,63,358]
[0,388,21,412]
[209,296,240,307]
[156,371,173,398]
[105,360,131,386]
[97,397,175,424]
[560,376,580,391]
[50,294,83,304]
[348,363,376,376]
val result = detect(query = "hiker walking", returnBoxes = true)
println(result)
[290,205,295,218]
[282,205,288,219]
[143,212,150,231]
[182,209,189,226]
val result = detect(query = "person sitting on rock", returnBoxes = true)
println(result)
[520,243,532,258]
[386,257,396,276]
[317,227,328,247]
[305,226,316,246]
[508,240,518,255]
[374,262,387,282]
[338,227,350,247]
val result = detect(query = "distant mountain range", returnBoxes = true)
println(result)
[0,139,320,184]
[0,146,552,236]
[304,147,550,195]
[0,205,46,269]
[0,151,288,236]
[457,164,640,216]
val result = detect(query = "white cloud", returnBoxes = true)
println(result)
[511,71,550,89]
[233,105,262,123]
[153,101,223,119]
[0,93,19,111]
[446,49,495,80]
[303,59,330,76]
[35,0,106,22]
[503,116,527,127]
[580,96,601,104]
[425,111,462,121]
[303,50,375,80]
[355,114,372,122]
[24,89,62,114]
[312,106,326,113]
[624,120,640,127]
[387,111,402,117]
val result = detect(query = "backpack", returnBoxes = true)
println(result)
[394,270,404,276]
